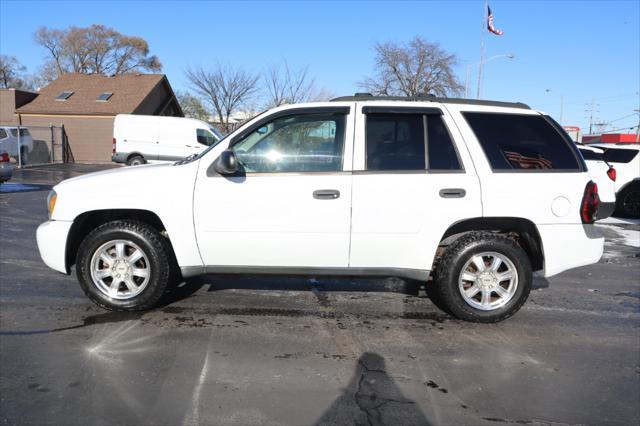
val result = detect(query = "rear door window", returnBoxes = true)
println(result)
[427,116,462,171]
[463,113,581,171]
[366,114,425,170]
[365,113,462,171]
[0,129,7,139]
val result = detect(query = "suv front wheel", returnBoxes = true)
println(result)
[76,220,171,311]
[432,232,532,323]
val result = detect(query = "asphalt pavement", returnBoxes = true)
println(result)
[1,164,639,426]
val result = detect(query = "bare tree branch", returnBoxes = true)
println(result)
[185,64,259,133]
[264,61,317,108]
[360,36,463,97]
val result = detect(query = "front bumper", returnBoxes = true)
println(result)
[36,220,73,274]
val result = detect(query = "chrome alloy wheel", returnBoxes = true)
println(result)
[90,239,151,300]
[458,251,518,311]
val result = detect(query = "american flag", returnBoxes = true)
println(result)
[487,6,504,36]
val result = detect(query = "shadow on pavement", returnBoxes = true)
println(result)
[315,352,430,425]
[157,274,425,307]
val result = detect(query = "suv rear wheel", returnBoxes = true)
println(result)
[432,232,532,323]
[76,220,171,311]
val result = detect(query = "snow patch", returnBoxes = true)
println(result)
[599,224,640,248]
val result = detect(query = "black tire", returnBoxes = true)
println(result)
[127,155,145,166]
[76,220,171,311]
[614,183,640,219]
[432,232,532,323]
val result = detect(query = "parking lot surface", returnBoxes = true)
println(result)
[1,164,639,426]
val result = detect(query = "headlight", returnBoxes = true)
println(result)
[47,190,57,219]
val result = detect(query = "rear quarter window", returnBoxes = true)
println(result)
[464,113,582,171]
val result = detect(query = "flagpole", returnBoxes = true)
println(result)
[476,0,488,99]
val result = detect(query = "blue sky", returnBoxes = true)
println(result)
[1,0,638,133]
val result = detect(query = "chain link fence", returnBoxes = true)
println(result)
[0,124,68,168]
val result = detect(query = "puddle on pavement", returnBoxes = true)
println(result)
[0,183,52,193]
[2,302,450,336]
[0,311,143,336]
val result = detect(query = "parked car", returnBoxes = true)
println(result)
[576,143,617,219]
[0,126,34,165]
[0,153,13,183]
[111,114,224,166]
[37,95,604,323]
[588,143,639,218]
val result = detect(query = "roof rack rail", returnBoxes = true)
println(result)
[330,93,530,109]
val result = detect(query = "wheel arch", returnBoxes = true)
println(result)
[126,152,145,162]
[65,209,176,272]
[437,217,544,272]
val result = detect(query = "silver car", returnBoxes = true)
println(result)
[0,152,13,183]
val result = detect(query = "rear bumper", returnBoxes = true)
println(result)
[0,164,13,182]
[538,223,604,277]
[36,220,73,274]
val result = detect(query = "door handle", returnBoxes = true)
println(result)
[313,189,340,200]
[439,188,466,198]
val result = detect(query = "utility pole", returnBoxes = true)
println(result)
[585,99,599,135]
[635,109,640,143]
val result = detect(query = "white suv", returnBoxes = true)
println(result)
[36,95,604,322]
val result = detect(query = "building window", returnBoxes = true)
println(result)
[55,91,74,101]
[96,92,113,102]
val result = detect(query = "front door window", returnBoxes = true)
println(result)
[231,113,346,173]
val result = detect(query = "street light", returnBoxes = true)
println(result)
[545,89,564,125]
[466,53,515,99]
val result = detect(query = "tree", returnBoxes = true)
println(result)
[264,61,335,107]
[0,55,28,89]
[33,24,161,81]
[264,61,315,107]
[360,36,463,97]
[176,90,211,122]
[185,64,260,133]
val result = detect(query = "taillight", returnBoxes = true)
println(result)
[0,153,9,162]
[580,181,600,224]
[606,166,616,182]
[112,138,116,154]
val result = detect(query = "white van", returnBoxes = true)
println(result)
[112,114,223,166]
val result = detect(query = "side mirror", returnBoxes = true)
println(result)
[214,150,238,175]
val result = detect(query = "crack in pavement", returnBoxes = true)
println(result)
[353,359,417,426]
